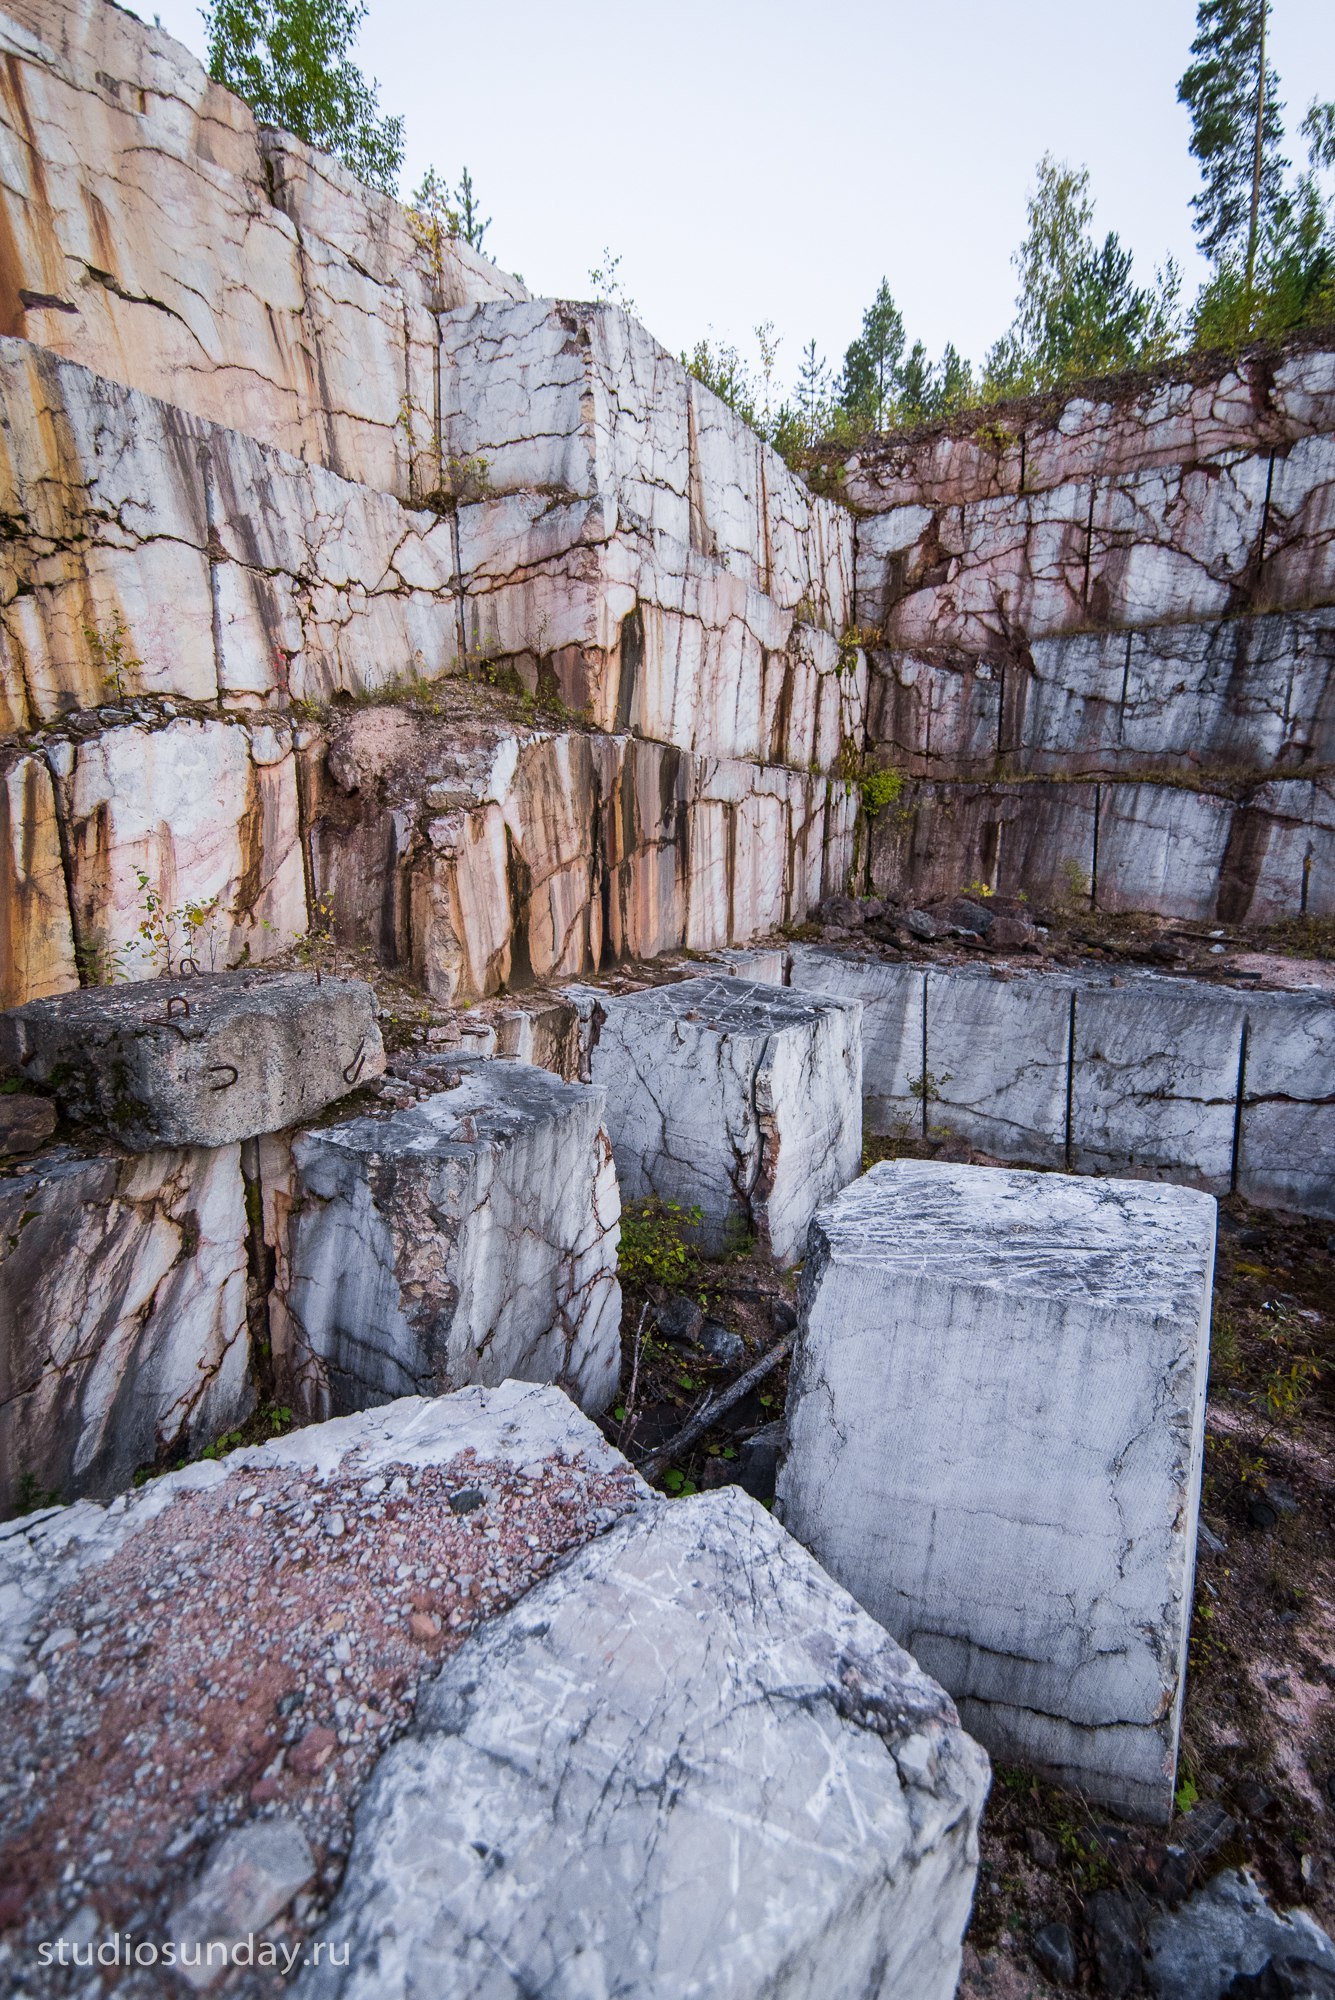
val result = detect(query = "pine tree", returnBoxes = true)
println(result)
[839,280,906,430]
[795,339,831,428]
[453,168,490,254]
[204,0,403,195]
[1178,0,1288,285]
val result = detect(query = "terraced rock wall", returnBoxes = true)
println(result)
[845,352,1335,921]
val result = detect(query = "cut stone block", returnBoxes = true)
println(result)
[787,948,926,1138]
[1070,978,1249,1190]
[0,1385,643,1966]
[271,1056,621,1419]
[588,975,862,1263]
[0,1144,251,1512]
[777,1159,1216,1822]
[298,1485,989,2000]
[0,970,384,1151]
[1236,989,1335,1219]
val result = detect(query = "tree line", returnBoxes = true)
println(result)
[205,0,1332,462]
[690,0,1334,463]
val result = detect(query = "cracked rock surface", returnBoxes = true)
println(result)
[0,970,384,1149]
[0,1141,252,1511]
[777,1158,1216,1822]
[0,1385,641,1995]
[295,1483,989,2000]
[587,974,862,1263]
[786,948,1335,1219]
[267,1055,621,1420]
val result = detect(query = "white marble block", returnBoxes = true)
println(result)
[273,1057,621,1419]
[299,1486,989,2000]
[777,1159,1216,1822]
[588,976,862,1263]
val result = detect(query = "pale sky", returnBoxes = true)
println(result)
[146,0,1335,395]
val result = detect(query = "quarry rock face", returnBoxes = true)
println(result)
[0,1141,252,1511]
[587,975,863,1262]
[0,1387,987,2000]
[266,1057,622,1419]
[777,1160,1216,1822]
[0,0,526,495]
[298,1484,988,2000]
[0,971,385,1148]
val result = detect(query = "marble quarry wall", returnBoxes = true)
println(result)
[0,0,1332,1034]
[844,349,1335,922]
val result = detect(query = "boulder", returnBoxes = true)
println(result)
[1145,1870,1335,2000]
[0,971,384,1151]
[777,1159,1216,1822]
[588,975,863,1264]
[268,1056,621,1419]
[296,1484,989,2000]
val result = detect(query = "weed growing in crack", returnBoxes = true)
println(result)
[617,1198,703,1289]
[83,611,141,701]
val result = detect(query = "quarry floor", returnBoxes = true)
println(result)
[10,919,1332,1993]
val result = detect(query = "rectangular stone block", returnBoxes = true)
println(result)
[787,948,925,1138]
[1,971,385,1150]
[1070,976,1248,1191]
[271,1057,621,1419]
[588,975,862,1263]
[310,1486,988,2000]
[925,965,1071,1164]
[777,1159,1216,1821]
[1236,990,1335,1218]
[0,1144,251,1511]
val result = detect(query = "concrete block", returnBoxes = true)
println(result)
[273,1057,621,1418]
[777,1159,1216,1821]
[589,975,862,1262]
[0,971,384,1150]
[301,1487,989,2000]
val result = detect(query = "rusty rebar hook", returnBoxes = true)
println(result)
[206,1062,240,1091]
[343,1040,367,1085]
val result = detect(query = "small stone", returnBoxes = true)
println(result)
[448,1488,486,1516]
[655,1295,705,1346]
[324,1511,346,1538]
[1033,1921,1079,1986]
[0,1092,57,1156]
[771,1300,798,1336]
[37,1627,77,1660]
[409,1612,441,1642]
[288,1725,338,1776]
[1026,1827,1061,1871]
[169,1817,315,1991]
[1086,1891,1144,1997]
[904,909,940,941]
[1249,1496,1280,1530]
[697,1321,745,1368]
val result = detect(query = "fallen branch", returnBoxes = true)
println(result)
[616,1303,649,1455]
[634,1336,792,1483]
